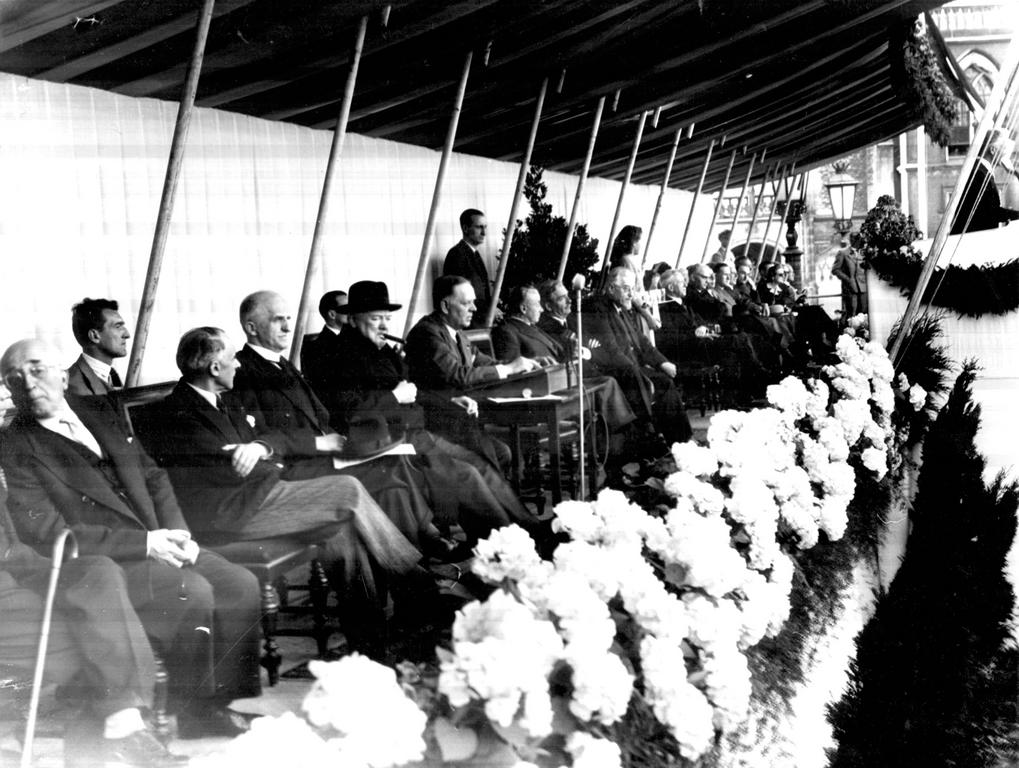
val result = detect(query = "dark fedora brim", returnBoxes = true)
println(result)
[336,301,402,314]
[336,427,407,460]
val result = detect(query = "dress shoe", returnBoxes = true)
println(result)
[98,729,189,766]
[176,706,253,740]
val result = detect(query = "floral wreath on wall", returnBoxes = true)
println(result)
[855,194,1019,318]
[197,316,937,768]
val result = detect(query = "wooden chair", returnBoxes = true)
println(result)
[112,385,339,686]
[463,327,494,358]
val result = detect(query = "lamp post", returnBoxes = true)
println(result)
[824,160,859,234]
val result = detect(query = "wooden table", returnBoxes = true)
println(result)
[479,380,606,504]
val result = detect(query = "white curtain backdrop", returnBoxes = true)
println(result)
[0,73,712,383]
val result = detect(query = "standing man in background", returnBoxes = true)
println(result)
[831,238,867,318]
[443,208,501,328]
[66,298,131,396]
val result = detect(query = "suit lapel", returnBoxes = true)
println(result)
[174,383,243,444]
[22,417,143,526]
[241,347,328,432]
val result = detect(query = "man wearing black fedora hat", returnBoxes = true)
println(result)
[307,280,540,542]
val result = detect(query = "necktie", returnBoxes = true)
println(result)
[60,417,103,458]
[109,368,123,388]
[214,394,225,412]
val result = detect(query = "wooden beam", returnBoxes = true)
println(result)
[556,97,605,283]
[597,110,648,282]
[486,77,548,327]
[640,126,682,274]
[676,138,714,267]
[36,0,256,82]
[403,50,473,337]
[126,0,216,387]
[700,149,737,263]
[290,15,369,368]
[552,29,886,177]
[0,0,124,54]
[485,0,893,163]
[727,151,757,239]
[741,163,775,257]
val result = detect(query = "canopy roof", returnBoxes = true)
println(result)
[1,0,950,191]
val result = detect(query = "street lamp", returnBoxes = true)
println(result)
[824,160,859,234]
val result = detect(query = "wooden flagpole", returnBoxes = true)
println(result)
[675,137,715,267]
[640,126,682,274]
[741,163,774,258]
[126,0,216,386]
[485,77,549,327]
[403,50,474,336]
[699,149,737,263]
[556,96,606,283]
[291,15,369,366]
[597,109,649,283]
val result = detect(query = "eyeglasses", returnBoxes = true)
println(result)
[3,363,60,390]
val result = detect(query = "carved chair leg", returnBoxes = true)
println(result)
[259,581,282,687]
[308,558,331,658]
[151,655,171,745]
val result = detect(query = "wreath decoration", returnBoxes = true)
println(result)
[868,248,1019,318]
[891,17,957,147]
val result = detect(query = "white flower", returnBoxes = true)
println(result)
[908,383,927,411]
[440,591,563,736]
[860,446,888,479]
[670,441,719,477]
[766,376,810,421]
[663,470,726,516]
[471,525,543,584]
[191,713,334,768]
[564,648,633,725]
[302,655,427,767]
[640,636,715,761]
[246,414,256,428]
[567,732,623,768]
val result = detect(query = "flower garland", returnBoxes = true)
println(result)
[868,247,1019,317]
[433,319,930,767]
[893,16,956,147]
[855,193,1019,318]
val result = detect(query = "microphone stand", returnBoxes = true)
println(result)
[574,282,586,501]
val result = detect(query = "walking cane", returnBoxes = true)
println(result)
[572,274,587,500]
[21,529,78,768]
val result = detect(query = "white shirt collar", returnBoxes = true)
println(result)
[444,322,459,341]
[323,325,342,336]
[38,402,78,430]
[246,343,283,363]
[186,382,219,409]
[460,239,478,254]
[81,353,113,382]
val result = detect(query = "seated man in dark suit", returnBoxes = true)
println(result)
[405,275,539,471]
[496,283,635,437]
[442,208,500,329]
[299,289,347,391]
[657,269,773,388]
[142,327,438,650]
[66,297,131,396]
[0,339,261,740]
[492,284,563,365]
[685,263,729,326]
[536,279,577,352]
[0,382,180,767]
[315,281,535,540]
[581,267,692,448]
[231,290,441,552]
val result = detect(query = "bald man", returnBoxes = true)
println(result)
[0,339,261,741]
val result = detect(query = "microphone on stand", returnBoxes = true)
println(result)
[571,273,587,501]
